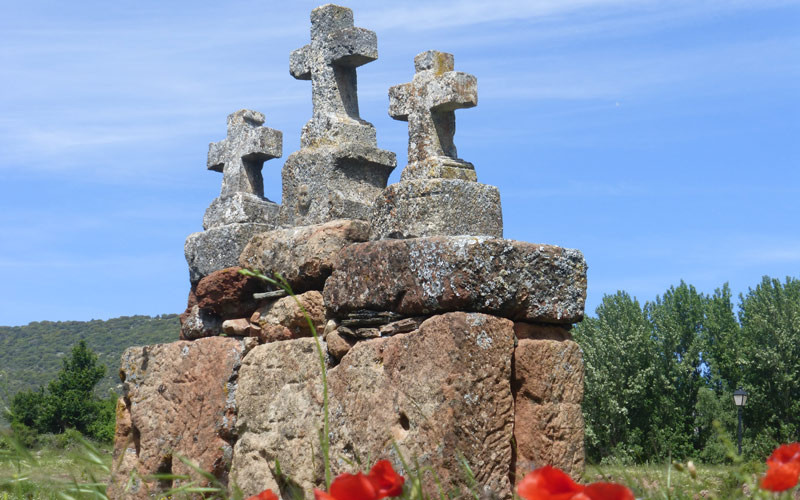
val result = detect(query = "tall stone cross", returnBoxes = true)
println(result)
[290,4,379,147]
[207,109,282,199]
[389,51,478,181]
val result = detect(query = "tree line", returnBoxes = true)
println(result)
[573,275,800,464]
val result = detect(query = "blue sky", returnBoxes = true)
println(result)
[1,0,798,326]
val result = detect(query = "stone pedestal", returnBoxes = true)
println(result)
[203,192,280,230]
[279,145,395,226]
[370,178,503,239]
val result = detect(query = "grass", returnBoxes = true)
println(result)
[585,461,769,499]
[0,433,113,499]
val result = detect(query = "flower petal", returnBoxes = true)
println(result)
[247,489,279,500]
[761,461,800,492]
[368,460,405,498]
[314,489,336,500]
[517,466,585,500]
[583,482,636,500]
[329,472,379,500]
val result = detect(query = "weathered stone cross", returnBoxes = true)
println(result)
[389,51,477,180]
[207,109,282,198]
[290,4,378,146]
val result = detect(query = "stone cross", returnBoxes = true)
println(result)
[207,109,282,198]
[290,4,378,146]
[389,51,477,180]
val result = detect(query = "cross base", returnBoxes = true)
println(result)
[203,192,280,230]
[400,157,477,182]
[370,179,503,240]
[280,144,396,227]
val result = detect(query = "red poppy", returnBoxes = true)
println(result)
[315,472,379,500]
[517,466,585,500]
[247,489,279,500]
[761,443,800,492]
[368,460,405,498]
[517,466,635,500]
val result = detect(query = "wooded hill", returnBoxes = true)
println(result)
[0,315,179,408]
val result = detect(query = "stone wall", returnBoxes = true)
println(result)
[110,4,588,499]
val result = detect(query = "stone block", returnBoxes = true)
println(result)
[513,339,583,406]
[185,223,274,285]
[324,236,587,324]
[328,312,515,499]
[231,338,325,498]
[513,402,585,482]
[512,339,584,481]
[370,178,502,239]
[238,219,370,292]
[203,192,280,230]
[514,322,572,341]
[109,337,254,499]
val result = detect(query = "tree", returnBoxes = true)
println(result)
[737,276,800,456]
[573,291,658,463]
[5,340,112,442]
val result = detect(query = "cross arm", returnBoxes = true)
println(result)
[241,127,283,162]
[290,45,312,80]
[388,82,413,121]
[207,140,226,172]
[429,72,477,112]
[327,27,377,68]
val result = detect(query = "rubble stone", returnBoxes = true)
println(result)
[194,267,263,319]
[324,236,587,323]
[239,219,369,292]
[254,290,326,338]
[109,337,253,499]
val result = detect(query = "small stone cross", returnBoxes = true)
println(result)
[290,4,378,144]
[207,109,282,198]
[389,51,477,178]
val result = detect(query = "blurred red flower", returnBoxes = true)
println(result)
[247,489,279,500]
[761,442,800,492]
[368,460,405,498]
[314,460,405,500]
[517,466,634,500]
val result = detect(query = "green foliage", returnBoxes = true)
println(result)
[575,275,799,465]
[0,314,179,410]
[5,342,120,443]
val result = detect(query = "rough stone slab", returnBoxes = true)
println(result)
[239,219,369,292]
[324,236,587,323]
[180,304,222,340]
[370,179,502,239]
[328,312,515,499]
[185,223,275,285]
[109,337,254,499]
[203,192,280,230]
[280,146,395,227]
[230,312,515,499]
[513,402,585,482]
[231,338,325,498]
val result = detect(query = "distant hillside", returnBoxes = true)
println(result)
[0,315,180,407]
